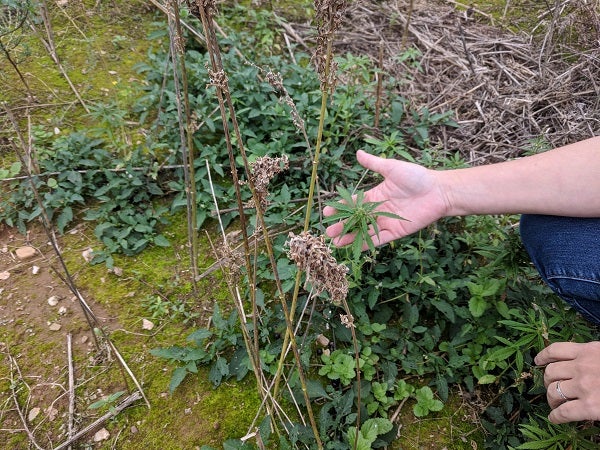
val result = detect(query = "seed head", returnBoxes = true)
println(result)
[246,155,289,210]
[286,231,349,305]
[313,0,348,94]
[266,70,305,132]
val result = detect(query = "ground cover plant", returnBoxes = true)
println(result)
[1,0,600,449]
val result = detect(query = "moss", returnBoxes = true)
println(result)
[391,394,484,449]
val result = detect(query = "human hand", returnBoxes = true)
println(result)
[535,341,600,423]
[324,150,449,248]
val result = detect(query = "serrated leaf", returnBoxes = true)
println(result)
[468,296,487,318]
[478,374,497,385]
[153,234,170,247]
[186,329,212,344]
[57,207,73,234]
[169,367,189,393]
[306,379,330,399]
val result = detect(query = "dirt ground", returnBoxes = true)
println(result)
[0,223,123,448]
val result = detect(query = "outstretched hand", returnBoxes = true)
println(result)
[324,150,449,248]
[535,341,600,423]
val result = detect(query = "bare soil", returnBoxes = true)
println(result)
[0,223,122,449]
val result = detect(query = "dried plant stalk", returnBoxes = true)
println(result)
[192,2,323,446]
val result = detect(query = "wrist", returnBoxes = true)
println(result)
[433,169,462,218]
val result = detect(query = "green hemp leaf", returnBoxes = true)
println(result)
[324,186,405,260]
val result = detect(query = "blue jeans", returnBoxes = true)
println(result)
[520,214,600,325]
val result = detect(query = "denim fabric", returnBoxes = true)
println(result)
[520,214,600,325]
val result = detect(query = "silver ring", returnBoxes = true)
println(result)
[556,380,572,401]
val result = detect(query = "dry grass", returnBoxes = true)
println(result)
[288,0,600,163]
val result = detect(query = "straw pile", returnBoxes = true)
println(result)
[289,0,600,163]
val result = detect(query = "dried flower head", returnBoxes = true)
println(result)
[340,314,355,328]
[246,155,289,210]
[188,0,218,18]
[286,231,349,305]
[207,67,229,92]
[266,70,305,132]
[216,239,244,280]
[313,0,348,94]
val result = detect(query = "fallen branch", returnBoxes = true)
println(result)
[52,391,143,450]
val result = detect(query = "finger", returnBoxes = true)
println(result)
[369,228,395,247]
[356,150,395,177]
[325,220,344,239]
[547,380,576,409]
[330,231,357,247]
[535,342,582,366]
[542,361,575,387]
[548,399,593,424]
[323,205,336,217]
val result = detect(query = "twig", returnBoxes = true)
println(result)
[8,356,45,450]
[374,42,384,129]
[29,1,90,113]
[0,164,185,183]
[146,0,206,46]
[67,334,75,450]
[52,391,143,450]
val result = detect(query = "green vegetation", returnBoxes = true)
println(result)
[1,1,599,449]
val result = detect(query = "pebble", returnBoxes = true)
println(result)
[28,407,40,422]
[15,246,36,261]
[48,296,59,306]
[48,323,62,331]
[94,428,110,442]
[142,319,155,331]
[81,248,93,263]
[316,334,330,348]
[46,406,58,421]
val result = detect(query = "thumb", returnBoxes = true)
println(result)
[357,150,393,177]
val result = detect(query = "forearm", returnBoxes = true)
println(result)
[439,136,600,217]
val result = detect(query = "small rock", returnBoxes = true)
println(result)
[112,266,123,277]
[184,408,192,415]
[15,246,36,261]
[142,319,154,331]
[93,428,110,442]
[58,306,67,315]
[48,296,59,306]
[46,406,59,421]
[1,245,7,253]
[0,271,9,281]
[316,334,330,348]
[131,425,138,434]
[31,266,40,275]
[28,407,40,422]
[81,248,93,263]
[48,323,61,331]
[80,335,89,344]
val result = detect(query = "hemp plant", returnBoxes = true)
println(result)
[324,186,405,260]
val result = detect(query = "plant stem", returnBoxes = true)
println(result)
[195,4,322,446]
[168,0,199,289]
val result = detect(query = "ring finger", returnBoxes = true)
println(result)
[548,379,575,409]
